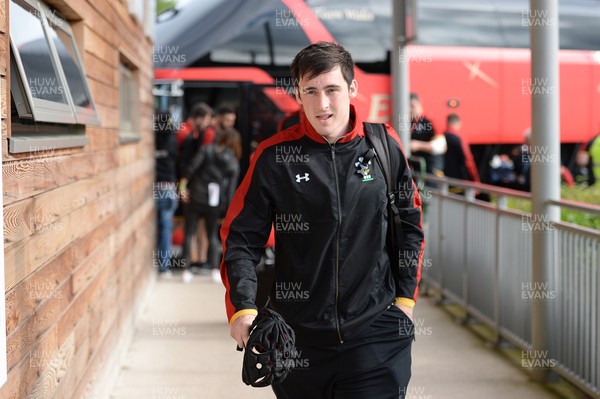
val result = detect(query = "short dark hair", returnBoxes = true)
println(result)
[409,93,420,102]
[217,106,236,116]
[290,42,354,88]
[190,102,212,119]
[447,113,461,125]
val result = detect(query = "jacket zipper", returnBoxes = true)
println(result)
[330,144,344,344]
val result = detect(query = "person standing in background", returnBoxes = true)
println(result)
[509,130,532,192]
[177,103,215,269]
[409,93,446,178]
[575,133,600,186]
[154,110,179,277]
[176,102,216,150]
[180,128,241,283]
[177,103,215,175]
[443,113,480,183]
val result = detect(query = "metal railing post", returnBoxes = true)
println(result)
[530,0,561,382]
[494,195,507,344]
[463,188,476,317]
[391,0,411,155]
[436,181,448,301]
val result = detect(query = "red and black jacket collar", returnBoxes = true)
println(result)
[300,104,364,144]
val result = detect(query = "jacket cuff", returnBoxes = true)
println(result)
[229,309,258,325]
[394,297,416,308]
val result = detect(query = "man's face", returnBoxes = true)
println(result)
[450,121,461,131]
[410,99,423,120]
[192,115,210,131]
[295,66,357,141]
[218,113,236,130]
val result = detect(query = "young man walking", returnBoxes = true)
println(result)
[220,42,425,398]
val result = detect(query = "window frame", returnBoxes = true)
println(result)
[9,0,100,125]
[45,10,100,125]
[119,61,141,143]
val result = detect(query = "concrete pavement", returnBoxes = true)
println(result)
[109,273,560,399]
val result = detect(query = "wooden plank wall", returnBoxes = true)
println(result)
[1,0,7,143]
[0,0,156,397]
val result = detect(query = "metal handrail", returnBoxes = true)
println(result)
[424,174,531,200]
[547,198,600,216]
[423,173,600,220]
[421,172,600,398]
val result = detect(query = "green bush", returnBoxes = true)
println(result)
[500,185,600,229]
[560,185,600,229]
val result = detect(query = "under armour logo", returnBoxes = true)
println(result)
[295,173,310,183]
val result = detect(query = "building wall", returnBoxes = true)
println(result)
[0,0,155,397]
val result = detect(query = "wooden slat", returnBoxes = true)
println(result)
[0,75,6,120]
[83,25,117,67]
[52,337,89,399]
[70,251,152,398]
[2,150,119,205]
[5,279,71,371]
[72,180,152,293]
[76,1,118,46]
[107,1,148,68]
[41,0,80,21]
[3,225,123,397]
[70,312,120,398]
[3,161,153,291]
[5,188,151,381]
[0,32,6,77]
[0,326,60,399]
[0,0,6,35]
[83,53,116,87]
[27,332,75,399]
[55,202,153,396]
[4,146,83,164]
[4,213,118,335]
[84,126,118,151]
[4,199,115,291]
[4,157,147,244]
[86,78,118,109]
[53,241,130,396]
[2,115,8,141]
[93,103,119,130]
[1,178,154,397]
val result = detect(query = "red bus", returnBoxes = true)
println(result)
[154,0,600,178]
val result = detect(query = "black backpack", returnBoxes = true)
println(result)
[363,122,406,287]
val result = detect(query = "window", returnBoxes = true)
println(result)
[119,62,140,142]
[415,8,506,48]
[209,4,310,67]
[9,0,100,125]
[498,11,600,50]
[415,0,600,51]
[306,0,391,71]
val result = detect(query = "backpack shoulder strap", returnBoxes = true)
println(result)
[363,122,394,195]
[363,122,405,255]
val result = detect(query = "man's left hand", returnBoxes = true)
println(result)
[394,303,413,323]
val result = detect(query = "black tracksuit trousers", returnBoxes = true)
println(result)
[272,305,414,399]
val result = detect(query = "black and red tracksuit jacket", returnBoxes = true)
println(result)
[220,105,425,345]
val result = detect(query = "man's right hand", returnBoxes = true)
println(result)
[231,314,256,349]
